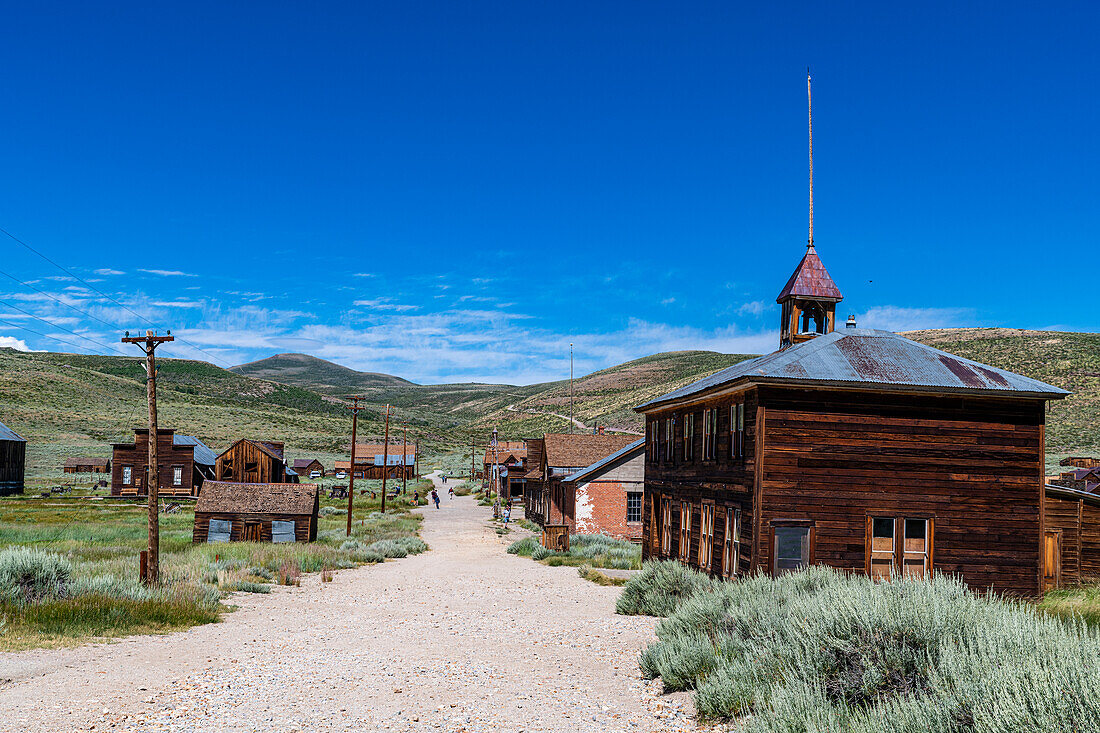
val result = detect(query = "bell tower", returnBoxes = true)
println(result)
[778,72,842,349]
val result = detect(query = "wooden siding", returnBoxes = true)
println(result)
[1044,492,1082,586]
[216,440,286,484]
[111,430,201,497]
[0,439,26,496]
[757,387,1045,597]
[193,512,316,543]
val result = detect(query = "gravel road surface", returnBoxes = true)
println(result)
[0,473,697,732]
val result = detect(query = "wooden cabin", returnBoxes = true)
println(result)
[291,458,325,477]
[215,439,296,484]
[111,429,217,497]
[0,421,26,496]
[483,440,528,499]
[1060,456,1100,469]
[336,443,416,480]
[637,246,1068,598]
[1042,484,1100,590]
[192,480,319,543]
[560,438,645,541]
[523,433,638,528]
[64,457,110,474]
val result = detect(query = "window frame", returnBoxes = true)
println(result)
[864,515,935,580]
[626,491,643,523]
[660,497,672,556]
[122,465,133,485]
[702,408,717,461]
[723,506,740,578]
[172,465,183,486]
[664,416,675,463]
[698,502,715,572]
[684,412,695,461]
[678,500,691,560]
[730,402,745,460]
[769,520,815,577]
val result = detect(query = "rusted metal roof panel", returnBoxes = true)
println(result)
[637,329,1069,410]
[776,245,843,302]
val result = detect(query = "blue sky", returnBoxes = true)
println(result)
[0,2,1095,384]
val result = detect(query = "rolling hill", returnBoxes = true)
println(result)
[230,353,414,392]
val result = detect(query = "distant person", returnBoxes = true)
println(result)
[413,490,420,506]
[503,504,511,523]
[441,474,447,484]
[448,487,454,500]
[431,489,440,509]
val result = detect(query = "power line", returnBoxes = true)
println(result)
[0,226,236,368]
[0,298,129,356]
[0,316,112,355]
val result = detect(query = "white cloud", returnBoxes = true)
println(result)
[856,306,974,333]
[352,298,419,312]
[0,335,36,351]
[352,273,375,278]
[138,269,197,277]
[94,268,125,276]
[737,300,771,317]
[151,300,204,309]
[660,297,676,305]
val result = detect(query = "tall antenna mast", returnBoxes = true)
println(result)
[807,69,814,249]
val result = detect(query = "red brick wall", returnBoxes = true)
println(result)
[574,479,643,541]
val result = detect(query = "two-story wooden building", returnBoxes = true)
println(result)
[111,429,217,497]
[215,439,298,484]
[484,440,528,499]
[637,246,1068,597]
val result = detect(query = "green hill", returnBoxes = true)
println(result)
[230,353,415,392]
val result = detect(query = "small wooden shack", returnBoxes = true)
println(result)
[215,439,292,484]
[291,458,325,477]
[193,480,319,543]
[64,457,110,474]
[0,420,26,496]
[1042,483,1100,590]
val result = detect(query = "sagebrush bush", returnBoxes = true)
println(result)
[615,560,716,617]
[367,540,408,558]
[0,548,73,605]
[531,544,555,561]
[631,565,1100,731]
[507,537,539,556]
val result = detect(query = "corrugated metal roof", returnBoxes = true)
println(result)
[637,328,1069,411]
[374,454,414,466]
[174,434,218,466]
[562,438,645,484]
[0,421,26,442]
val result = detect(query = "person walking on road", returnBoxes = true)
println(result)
[413,490,419,506]
[448,486,454,500]
[431,488,440,509]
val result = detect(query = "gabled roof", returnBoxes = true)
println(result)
[355,443,415,457]
[220,438,285,463]
[196,481,318,515]
[173,434,218,466]
[65,457,109,468]
[563,439,644,484]
[542,433,639,469]
[484,441,527,465]
[637,328,1069,412]
[291,458,322,469]
[0,421,26,442]
[776,245,843,302]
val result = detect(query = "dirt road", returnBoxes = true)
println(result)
[0,473,694,732]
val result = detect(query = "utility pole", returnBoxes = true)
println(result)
[345,396,362,536]
[470,436,476,480]
[569,342,574,434]
[122,329,174,585]
[415,437,419,482]
[381,405,392,513]
[402,423,408,495]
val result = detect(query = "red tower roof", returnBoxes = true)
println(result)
[775,245,842,303]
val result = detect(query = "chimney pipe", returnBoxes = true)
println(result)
[846,315,857,329]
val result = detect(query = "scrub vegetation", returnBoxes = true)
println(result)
[0,488,425,650]
[507,532,641,570]
[619,562,1100,730]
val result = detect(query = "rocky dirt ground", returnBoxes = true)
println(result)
[0,473,699,732]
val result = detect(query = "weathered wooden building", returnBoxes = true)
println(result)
[0,421,26,496]
[523,433,638,527]
[1042,484,1100,590]
[335,443,416,480]
[484,440,528,499]
[560,438,645,541]
[64,457,110,474]
[291,458,325,477]
[637,246,1068,597]
[215,439,297,484]
[111,429,217,497]
[192,480,319,543]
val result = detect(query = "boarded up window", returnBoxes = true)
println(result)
[773,525,811,575]
[207,519,231,543]
[272,520,296,543]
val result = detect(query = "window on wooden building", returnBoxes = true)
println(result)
[773,524,812,576]
[730,403,745,460]
[684,412,695,460]
[626,492,643,523]
[123,465,132,485]
[702,409,717,460]
[172,466,183,486]
[866,517,933,579]
[207,519,231,543]
[660,497,672,555]
[698,503,715,571]
[648,421,658,463]
[679,501,691,560]
[723,507,740,577]
[272,520,296,543]
[245,461,258,473]
[664,417,674,462]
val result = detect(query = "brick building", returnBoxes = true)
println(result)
[524,433,638,528]
[561,438,645,541]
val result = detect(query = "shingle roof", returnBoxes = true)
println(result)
[0,421,26,443]
[291,458,322,469]
[355,443,415,457]
[196,481,318,515]
[637,328,1069,411]
[563,439,645,484]
[543,433,640,469]
[173,434,218,466]
[776,245,843,302]
[484,441,527,465]
[64,457,109,468]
